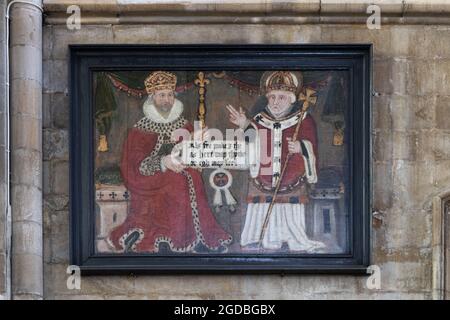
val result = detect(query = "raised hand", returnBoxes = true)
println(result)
[226,104,249,129]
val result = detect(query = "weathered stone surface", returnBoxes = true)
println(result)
[11,114,41,152]
[373,163,393,211]
[131,275,240,297]
[43,59,68,94]
[280,275,362,297]
[104,295,155,300]
[45,0,117,13]
[43,160,51,195]
[435,96,450,130]
[404,0,450,14]
[407,59,450,95]
[317,291,428,300]
[9,5,43,48]
[44,195,69,212]
[43,93,52,129]
[0,112,4,151]
[44,263,135,296]
[373,95,393,131]
[0,215,5,255]
[10,45,42,84]
[51,161,69,195]
[3,0,44,301]
[0,146,5,183]
[383,209,432,249]
[12,253,43,298]
[320,0,404,14]
[433,160,450,194]
[43,129,68,160]
[407,96,437,130]
[13,222,43,256]
[51,93,70,129]
[11,184,42,224]
[12,293,43,300]
[373,130,393,162]
[390,160,438,211]
[0,254,5,294]
[0,0,6,298]
[10,79,42,119]
[0,181,5,213]
[51,25,114,60]
[0,0,4,38]
[389,26,414,58]
[51,294,105,300]
[376,259,432,292]
[11,149,41,189]
[374,59,408,95]
[47,211,69,264]
[392,131,417,161]
[112,24,322,45]
[254,25,322,44]
[43,26,53,61]
[406,26,450,59]
[321,25,392,58]
[416,130,449,162]
[383,95,437,131]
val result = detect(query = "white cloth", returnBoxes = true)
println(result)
[240,203,325,252]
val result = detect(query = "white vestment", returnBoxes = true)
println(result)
[240,109,325,252]
[240,202,325,252]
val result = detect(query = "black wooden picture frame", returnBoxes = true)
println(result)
[70,44,372,274]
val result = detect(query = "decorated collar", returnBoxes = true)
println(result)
[134,116,187,135]
[253,109,306,130]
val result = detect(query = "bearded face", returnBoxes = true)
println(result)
[153,89,175,114]
[266,90,296,118]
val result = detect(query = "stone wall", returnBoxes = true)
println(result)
[0,0,7,300]
[41,21,450,299]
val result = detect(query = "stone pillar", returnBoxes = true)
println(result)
[0,0,7,301]
[9,0,43,299]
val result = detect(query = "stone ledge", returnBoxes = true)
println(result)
[43,0,450,25]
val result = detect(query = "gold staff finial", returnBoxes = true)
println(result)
[194,72,210,129]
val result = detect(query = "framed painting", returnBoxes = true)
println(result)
[70,44,372,274]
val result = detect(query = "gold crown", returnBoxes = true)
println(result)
[144,71,177,94]
[265,71,298,94]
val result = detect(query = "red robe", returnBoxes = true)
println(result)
[253,112,318,191]
[109,120,232,253]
